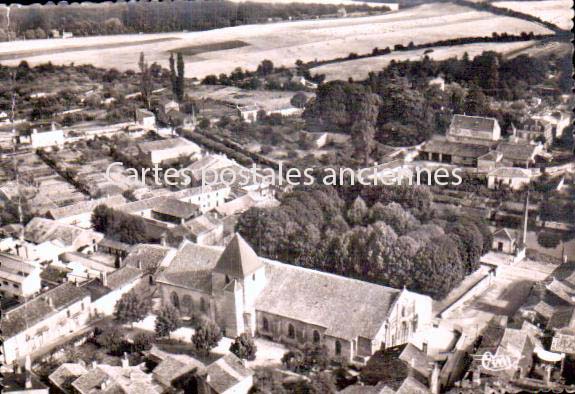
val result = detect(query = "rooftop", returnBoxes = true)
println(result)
[205,353,253,394]
[1,282,90,338]
[152,198,200,219]
[48,195,126,220]
[213,233,263,278]
[184,214,222,236]
[138,137,198,154]
[422,138,490,158]
[0,252,38,283]
[496,142,540,162]
[24,217,103,247]
[488,167,531,179]
[450,114,498,133]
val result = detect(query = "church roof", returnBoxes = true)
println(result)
[213,234,263,278]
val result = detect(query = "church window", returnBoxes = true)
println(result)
[263,317,269,331]
[412,315,418,332]
[171,292,180,309]
[183,295,193,314]
[335,340,342,356]
[225,275,230,284]
[401,321,408,341]
[401,306,406,317]
[288,324,295,339]
[313,330,320,344]
[200,298,207,312]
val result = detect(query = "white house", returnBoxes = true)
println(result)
[137,137,201,165]
[84,266,143,316]
[135,108,156,129]
[47,195,127,228]
[237,105,260,123]
[487,167,531,190]
[0,252,42,301]
[1,283,91,365]
[27,123,64,149]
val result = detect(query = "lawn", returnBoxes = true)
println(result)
[493,0,574,30]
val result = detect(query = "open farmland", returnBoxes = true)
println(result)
[312,40,539,81]
[493,0,574,30]
[0,3,553,79]
[228,0,397,7]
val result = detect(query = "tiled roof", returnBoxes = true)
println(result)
[152,198,199,219]
[493,228,516,241]
[123,244,174,272]
[48,195,126,220]
[106,266,143,290]
[399,344,433,379]
[396,376,430,394]
[72,363,162,394]
[24,217,103,247]
[185,214,222,236]
[488,167,531,179]
[422,138,490,158]
[99,237,133,252]
[551,333,575,354]
[213,234,263,278]
[0,252,37,283]
[3,372,49,392]
[256,259,401,340]
[450,114,498,134]
[496,142,539,162]
[50,363,88,390]
[138,137,197,153]
[151,351,204,387]
[156,241,222,293]
[1,282,90,337]
[205,353,253,394]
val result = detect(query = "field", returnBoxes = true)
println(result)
[0,3,553,79]
[493,0,574,30]
[312,40,539,81]
[227,0,397,6]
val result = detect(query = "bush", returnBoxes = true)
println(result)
[192,320,222,356]
[537,231,561,249]
[229,333,257,361]
[132,332,155,352]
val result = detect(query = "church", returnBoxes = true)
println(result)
[156,234,432,363]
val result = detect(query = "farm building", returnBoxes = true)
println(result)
[237,105,260,123]
[446,115,501,146]
[492,228,517,254]
[135,108,156,129]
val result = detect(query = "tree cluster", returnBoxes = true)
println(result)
[237,185,492,299]
[91,204,151,245]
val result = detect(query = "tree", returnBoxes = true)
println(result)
[176,52,185,102]
[114,290,151,325]
[155,305,181,338]
[369,202,420,235]
[138,52,152,109]
[132,332,155,352]
[96,327,125,355]
[257,59,274,76]
[169,53,177,95]
[290,92,308,109]
[309,372,337,394]
[192,320,222,356]
[229,333,257,361]
[347,196,368,226]
[464,83,490,115]
[91,204,111,232]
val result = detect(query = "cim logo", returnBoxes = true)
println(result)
[476,352,520,372]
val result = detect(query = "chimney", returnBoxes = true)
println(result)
[122,353,129,369]
[160,232,167,247]
[137,260,142,270]
[92,360,98,369]
[430,362,440,394]
[25,373,32,389]
[100,271,108,287]
[47,297,54,308]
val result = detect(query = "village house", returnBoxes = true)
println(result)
[428,76,445,91]
[96,237,132,262]
[446,115,501,146]
[82,265,143,316]
[135,108,156,129]
[491,228,517,254]
[70,357,163,394]
[533,110,572,140]
[495,142,544,169]
[17,122,65,149]
[421,138,489,167]
[48,363,88,393]
[47,195,127,228]
[57,252,116,284]
[487,167,531,190]
[237,105,260,123]
[137,137,201,166]
[157,234,433,362]
[477,151,505,174]
[181,214,224,245]
[1,282,92,365]
[0,252,42,301]
[184,154,237,186]
[151,197,201,225]
[291,75,318,89]
[23,217,104,255]
[3,357,49,394]
[510,119,553,146]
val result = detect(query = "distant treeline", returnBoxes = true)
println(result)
[0,1,389,41]
[304,31,555,70]
[449,0,570,35]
